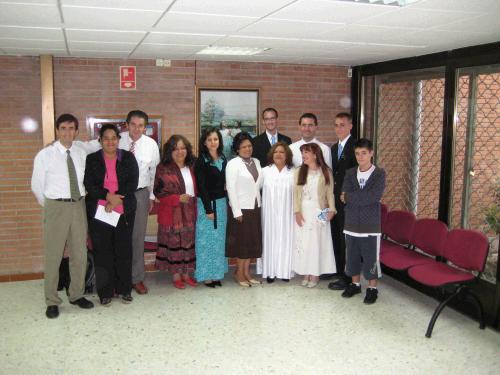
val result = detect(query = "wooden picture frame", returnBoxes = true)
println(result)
[196,88,260,159]
[86,115,163,145]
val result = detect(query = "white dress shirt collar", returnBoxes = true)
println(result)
[338,134,351,148]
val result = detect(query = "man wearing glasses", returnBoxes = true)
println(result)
[252,108,292,167]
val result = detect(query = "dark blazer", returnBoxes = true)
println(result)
[331,136,357,199]
[84,149,139,220]
[252,132,292,167]
[194,153,227,215]
[342,166,386,234]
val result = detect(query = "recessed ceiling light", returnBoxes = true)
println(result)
[196,46,270,56]
[337,0,420,6]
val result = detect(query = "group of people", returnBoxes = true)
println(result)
[31,107,385,320]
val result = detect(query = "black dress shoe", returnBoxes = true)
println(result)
[281,278,290,282]
[319,273,336,280]
[328,278,348,290]
[121,294,133,304]
[100,297,112,307]
[70,297,94,309]
[213,281,222,287]
[266,277,276,284]
[46,305,59,319]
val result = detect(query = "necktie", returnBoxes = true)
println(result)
[66,150,80,200]
[130,141,136,154]
[337,143,343,160]
[271,135,276,145]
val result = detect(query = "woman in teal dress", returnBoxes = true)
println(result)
[194,127,228,287]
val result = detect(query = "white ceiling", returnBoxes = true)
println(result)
[0,0,499,66]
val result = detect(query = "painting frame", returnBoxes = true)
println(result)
[196,87,260,159]
[86,114,163,146]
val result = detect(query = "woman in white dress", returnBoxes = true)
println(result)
[258,142,295,283]
[293,143,337,288]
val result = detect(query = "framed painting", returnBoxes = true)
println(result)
[86,115,163,145]
[197,88,259,159]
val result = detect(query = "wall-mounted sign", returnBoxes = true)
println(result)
[120,66,136,90]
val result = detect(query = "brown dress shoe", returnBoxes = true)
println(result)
[133,282,148,294]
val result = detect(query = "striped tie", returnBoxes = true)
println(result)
[66,150,80,201]
[130,141,136,154]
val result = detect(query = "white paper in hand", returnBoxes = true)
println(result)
[95,204,121,227]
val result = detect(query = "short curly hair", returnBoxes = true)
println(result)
[231,131,253,154]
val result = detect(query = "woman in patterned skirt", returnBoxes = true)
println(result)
[194,127,228,287]
[154,135,197,289]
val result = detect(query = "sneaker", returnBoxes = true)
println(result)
[341,283,362,298]
[121,294,133,304]
[364,288,378,304]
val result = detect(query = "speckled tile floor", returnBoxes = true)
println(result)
[0,270,498,375]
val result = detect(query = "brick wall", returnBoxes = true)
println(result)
[0,56,350,277]
[0,56,43,278]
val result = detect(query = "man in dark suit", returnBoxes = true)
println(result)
[252,108,292,167]
[326,112,358,290]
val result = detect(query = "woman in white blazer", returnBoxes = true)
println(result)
[225,132,263,287]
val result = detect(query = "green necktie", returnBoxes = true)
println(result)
[67,150,81,201]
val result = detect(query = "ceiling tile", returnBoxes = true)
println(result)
[0,38,66,49]
[155,12,257,33]
[0,26,63,40]
[61,5,162,29]
[0,3,61,26]
[434,14,500,34]
[66,29,146,43]
[69,50,129,58]
[134,43,205,56]
[2,47,68,56]
[68,41,136,52]
[317,25,416,45]
[270,0,397,23]
[408,0,500,14]
[237,19,343,39]
[357,7,479,29]
[145,32,224,45]
[170,0,293,17]
[61,0,173,11]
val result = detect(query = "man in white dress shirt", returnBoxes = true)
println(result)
[31,114,94,319]
[289,113,332,168]
[121,110,160,294]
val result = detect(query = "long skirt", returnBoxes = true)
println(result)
[226,204,262,259]
[156,224,195,275]
[194,197,229,282]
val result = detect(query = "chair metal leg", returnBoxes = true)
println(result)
[464,290,486,329]
[425,287,463,338]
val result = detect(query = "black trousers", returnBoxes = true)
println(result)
[89,214,134,299]
[331,196,350,282]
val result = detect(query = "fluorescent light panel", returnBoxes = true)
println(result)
[196,46,270,56]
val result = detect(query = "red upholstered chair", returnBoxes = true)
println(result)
[408,229,489,338]
[380,203,389,234]
[381,210,416,254]
[381,218,447,271]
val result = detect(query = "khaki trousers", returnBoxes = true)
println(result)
[43,198,87,306]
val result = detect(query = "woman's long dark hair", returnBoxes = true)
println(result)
[161,134,195,166]
[296,143,331,186]
[199,127,224,160]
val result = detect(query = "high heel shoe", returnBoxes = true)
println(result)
[183,277,197,287]
[237,281,251,287]
[213,280,222,287]
[248,278,262,285]
[204,281,216,288]
[173,279,186,289]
